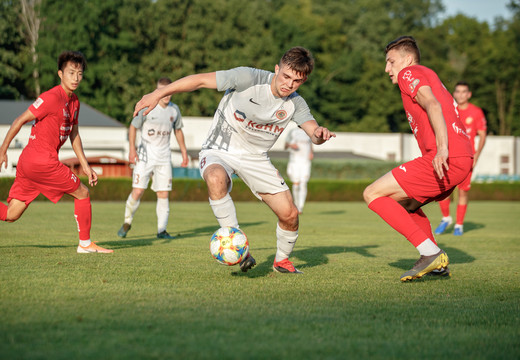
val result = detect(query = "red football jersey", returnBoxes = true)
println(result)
[27,85,80,153]
[458,103,487,147]
[397,65,473,159]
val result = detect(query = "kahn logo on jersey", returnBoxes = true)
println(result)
[32,97,44,109]
[452,122,469,138]
[409,78,420,92]
[234,110,246,122]
[246,121,284,134]
[276,110,288,120]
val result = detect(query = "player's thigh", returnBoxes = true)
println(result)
[199,150,235,196]
[151,164,172,192]
[364,171,408,204]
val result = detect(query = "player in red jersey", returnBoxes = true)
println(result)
[363,36,473,281]
[0,51,113,254]
[434,81,487,236]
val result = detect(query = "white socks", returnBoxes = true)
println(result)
[124,193,140,224]
[298,182,307,212]
[275,223,298,262]
[209,193,238,228]
[79,239,91,247]
[156,197,169,233]
[417,239,441,256]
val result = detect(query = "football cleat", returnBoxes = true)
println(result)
[434,216,452,235]
[453,225,464,236]
[117,223,131,238]
[427,266,452,277]
[157,230,175,239]
[400,250,449,282]
[239,253,256,272]
[273,258,303,274]
[77,242,114,254]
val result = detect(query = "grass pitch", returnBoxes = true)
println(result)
[1,201,519,359]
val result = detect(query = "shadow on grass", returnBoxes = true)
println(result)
[435,221,485,235]
[232,245,379,278]
[318,210,347,215]
[102,221,268,249]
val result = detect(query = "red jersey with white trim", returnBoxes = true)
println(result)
[397,65,473,159]
[27,85,80,154]
[458,103,487,148]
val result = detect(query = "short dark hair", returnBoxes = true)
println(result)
[385,36,421,63]
[58,51,87,71]
[279,47,314,77]
[157,77,172,86]
[455,81,470,90]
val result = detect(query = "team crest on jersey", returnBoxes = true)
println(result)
[465,117,473,125]
[409,78,420,92]
[32,97,44,109]
[275,110,287,120]
[234,110,246,122]
[148,129,155,136]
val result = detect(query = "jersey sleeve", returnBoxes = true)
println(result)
[130,108,146,129]
[73,100,80,125]
[398,66,431,101]
[216,67,272,92]
[28,91,57,119]
[171,103,183,130]
[290,95,314,126]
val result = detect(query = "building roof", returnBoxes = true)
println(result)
[0,100,124,127]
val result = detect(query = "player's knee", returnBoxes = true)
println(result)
[363,184,376,205]
[278,204,299,227]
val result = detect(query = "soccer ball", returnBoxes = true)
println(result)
[210,227,249,266]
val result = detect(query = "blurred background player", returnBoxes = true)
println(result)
[0,51,113,254]
[285,126,313,214]
[364,36,473,281]
[133,47,335,274]
[435,81,487,236]
[117,77,189,240]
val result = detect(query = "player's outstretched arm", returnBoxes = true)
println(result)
[174,129,189,167]
[134,72,218,117]
[70,125,98,186]
[0,109,36,171]
[415,86,449,179]
[300,120,336,145]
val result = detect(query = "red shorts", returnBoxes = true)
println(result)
[392,156,473,204]
[457,170,473,192]
[8,149,81,205]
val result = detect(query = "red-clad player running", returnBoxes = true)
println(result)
[363,36,473,281]
[0,51,113,254]
[434,81,487,236]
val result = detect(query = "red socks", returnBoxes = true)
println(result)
[74,198,92,241]
[456,204,467,225]
[0,202,7,221]
[439,198,451,217]
[368,197,431,247]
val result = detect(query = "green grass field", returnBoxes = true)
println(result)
[1,201,519,359]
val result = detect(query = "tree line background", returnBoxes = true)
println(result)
[1,0,519,136]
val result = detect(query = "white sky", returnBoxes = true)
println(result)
[441,0,513,24]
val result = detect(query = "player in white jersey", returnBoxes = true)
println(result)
[285,126,313,214]
[118,77,188,239]
[134,47,335,274]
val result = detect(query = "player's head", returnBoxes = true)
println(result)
[272,47,314,98]
[157,77,173,106]
[58,51,86,94]
[385,36,420,84]
[453,81,472,106]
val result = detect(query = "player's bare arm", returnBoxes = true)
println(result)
[70,124,98,186]
[134,72,218,117]
[474,129,487,166]
[300,120,336,145]
[415,86,449,179]
[174,129,189,167]
[0,109,36,170]
[128,124,138,164]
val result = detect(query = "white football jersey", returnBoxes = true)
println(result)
[202,67,314,155]
[132,102,183,164]
[286,127,312,163]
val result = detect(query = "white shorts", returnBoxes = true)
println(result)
[132,161,172,192]
[287,160,311,183]
[199,149,289,200]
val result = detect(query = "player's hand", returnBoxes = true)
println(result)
[128,148,138,164]
[0,152,7,171]
[433,148,449,179]
[181,157,189,168]
[84,167,98,187]
[313,126,336,142]
[134,90,161,117]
